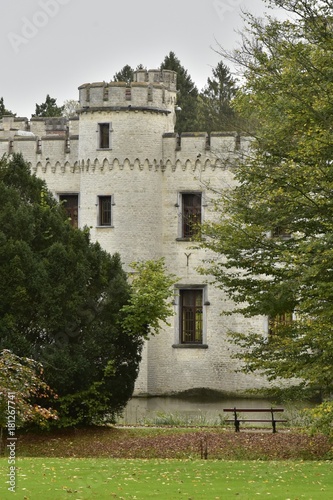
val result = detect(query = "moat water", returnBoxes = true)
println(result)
[116,396,293,425]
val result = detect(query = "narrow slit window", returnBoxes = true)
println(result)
[98,123,111,149]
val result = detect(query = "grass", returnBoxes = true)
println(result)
[11,426,332,460]
[0,425,332,498]
[140,410,224,427]
[0,457,333,499]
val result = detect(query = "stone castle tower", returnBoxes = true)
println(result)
[0,69,267,397]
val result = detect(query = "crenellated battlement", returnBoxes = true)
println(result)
[162,131,250,162]
[0,68,250,174]
[78,69,177,113]
[0,113,249,174]
[0,124,247,172]
[0,115,79,164]
[0,115,79,138]
[0,65,268,400]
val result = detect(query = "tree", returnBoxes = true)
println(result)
[160,51,199,133]
[0,97,15,118]
[0,349,58,445]
[121,259,177,338]
[113,56,200,133]
[62,99,80,118]
[33,94,64,117]
[200,0,333,399]
[197,61,238,133]
[113,64,135,82]
[113,64,145,82]
[0,154,175,426]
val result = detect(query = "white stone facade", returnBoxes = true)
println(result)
[0,69,268,396]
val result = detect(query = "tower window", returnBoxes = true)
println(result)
[98,196,112,226]
[181,193,202,238]
[98,123,112,149]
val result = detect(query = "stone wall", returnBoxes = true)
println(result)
[0,68,270,397]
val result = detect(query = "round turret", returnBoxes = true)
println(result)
[77,69,177,163]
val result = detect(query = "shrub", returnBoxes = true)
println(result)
[303,401,333,437]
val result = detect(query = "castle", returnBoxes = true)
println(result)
[0,69,268,397]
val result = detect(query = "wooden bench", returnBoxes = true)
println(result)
[223,407,287,433]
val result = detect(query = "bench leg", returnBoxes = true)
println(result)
[272,420,276,433]
[233,409,240,432]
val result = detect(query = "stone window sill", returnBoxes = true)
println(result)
[172,344,208,349]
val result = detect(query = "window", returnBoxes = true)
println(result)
[179,289,203,344]
[98,196,112,226]
[268,312,293,336]
[59,194,79,228]
[271,226,292,240]
[180,193,202,238]
[98,123,111,149]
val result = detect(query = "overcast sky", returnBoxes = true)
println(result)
[1,0,282,118]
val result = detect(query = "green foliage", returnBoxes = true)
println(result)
[197,61,240,133]
[141,411,223,427]
[200,0,333,397]
[0,97,15,118]
[33,94,64,117]
[0,349,58,430]
[303,401,333,438]
[160,51,199,133]
[121,259,177,338]
[113,64,135,82]
[0,154,175,427]
[113,54,201,132]
[113,64,145,82]
[112,57,244,134]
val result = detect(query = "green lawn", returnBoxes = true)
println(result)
[0,457,332,499]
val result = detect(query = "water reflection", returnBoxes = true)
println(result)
[117,396,275,425]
